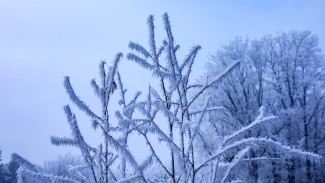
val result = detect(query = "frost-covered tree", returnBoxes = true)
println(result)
[0,149,6,183]
[262,31,325,183]
[0,150,18,183]
[43,154,91,181]
[203,38,268,182]
[204,31,325,182]
[13,14,322,183]
[6,157,19,183]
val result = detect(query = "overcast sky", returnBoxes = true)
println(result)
[0,0,324,165]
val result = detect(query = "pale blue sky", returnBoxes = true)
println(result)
[0,0,324,164]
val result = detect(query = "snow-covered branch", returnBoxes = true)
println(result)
[220,147,250,183]
[17,167,78,183]
[64,77,101,120]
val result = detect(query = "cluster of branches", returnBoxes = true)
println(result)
[13,14,322,183]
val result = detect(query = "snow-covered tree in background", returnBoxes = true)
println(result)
[204,31,325,182]
[0,149,6,183]
[0,149,20,183]
[43,154,92,181]
[13,14,322,183]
